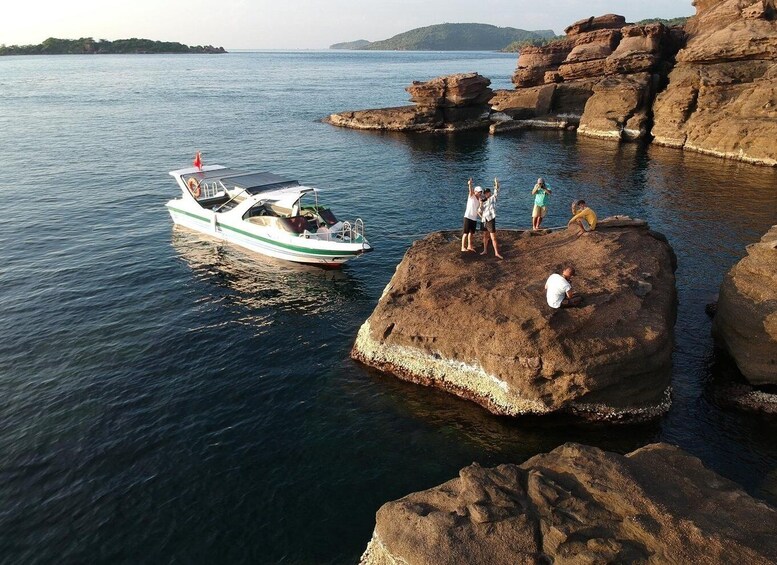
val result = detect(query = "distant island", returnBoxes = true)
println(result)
[330,23,556,51]
[330,39,372,50]
[0,37,227,56]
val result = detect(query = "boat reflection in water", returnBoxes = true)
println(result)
[170,227,365,323]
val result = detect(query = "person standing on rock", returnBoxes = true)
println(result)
[531,178,552,231]
[462,178,482,252]
[568,200,597,236]
[479,178,503,259]
[545,267,582,308]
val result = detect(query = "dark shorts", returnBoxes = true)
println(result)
[481,219,496,233]
[463,217,477,234]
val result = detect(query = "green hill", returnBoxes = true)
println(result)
[359,23,557,51]
[0,37,226,56]
[330,39,372,50]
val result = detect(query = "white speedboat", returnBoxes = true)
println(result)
[167,164,372,267]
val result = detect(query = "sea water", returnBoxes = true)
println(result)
[0,51,776,563]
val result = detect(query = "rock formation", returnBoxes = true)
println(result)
[651,0,777,166]
[325,4,777,165]
[712,224,777,386]
[491,14,684,139]
[324,73,493,132]
[360,443,777,565]
[352,219,677,421]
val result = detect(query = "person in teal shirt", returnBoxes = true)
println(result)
[531,178,552,230]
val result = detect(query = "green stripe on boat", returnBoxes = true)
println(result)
[167,205,359,257]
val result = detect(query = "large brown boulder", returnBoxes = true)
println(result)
[578,72,659,140]
[712,225,777,386]
[557,29,622,81]
[360,443,777,565]
[605,24,669,75]
[406,73,492,107]
[565,14,627,36]
[651,0,777,166]
[352,220,677,421]
[513,41,574,88]
[490,84,556,119]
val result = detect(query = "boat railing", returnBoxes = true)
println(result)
[197,181,224,200]
[336,219,365,244]
[354,218,365,242]
[303,219,367,244]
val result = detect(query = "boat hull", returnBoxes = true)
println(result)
[166,200,369,267]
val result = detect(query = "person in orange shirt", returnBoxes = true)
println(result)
[568,200,597,236]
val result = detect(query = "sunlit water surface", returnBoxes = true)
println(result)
[1,51,776,563]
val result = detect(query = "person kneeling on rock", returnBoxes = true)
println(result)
[545,267,583,308]
[568,200,597,236]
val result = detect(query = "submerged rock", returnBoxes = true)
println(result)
[359,443,777,565]
[324,73,492,133]
[712,224,777,386]
[352,219,677,421]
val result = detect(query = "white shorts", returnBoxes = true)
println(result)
[532,205,547,218]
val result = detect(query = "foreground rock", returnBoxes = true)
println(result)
[352,219,677,421]
[712,225,777,386]
[360,443,777,564]
[652,0,777,166]
[324,73,492,132]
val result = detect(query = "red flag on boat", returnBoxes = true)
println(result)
[193,151,202,171]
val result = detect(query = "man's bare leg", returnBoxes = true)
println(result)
[480,232,490,255]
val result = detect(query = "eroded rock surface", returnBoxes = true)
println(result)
[652,0,777,165]
[352,219,677,421]
[324,73,492,133]
[496,14,684,140]
[360,443,777,565]
[713,224,777,386]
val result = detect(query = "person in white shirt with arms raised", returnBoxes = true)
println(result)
[461,178,482,252]
[545,267,583,308]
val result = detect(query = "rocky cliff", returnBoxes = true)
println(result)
[651,0,777,166]
[325,2,777,166]
[352,219,677,421]
[713,224,777,386]
[491,14,685,140]
[360,443,777,565]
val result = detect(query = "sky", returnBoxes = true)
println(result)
[3,0,696,49]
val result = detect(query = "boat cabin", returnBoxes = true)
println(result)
[175,166,340,235]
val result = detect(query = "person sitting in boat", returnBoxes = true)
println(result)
[568,200,597,236]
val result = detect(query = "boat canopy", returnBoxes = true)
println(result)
[179,169,301,195]
[225,172,300,194]
[271,190,314,211]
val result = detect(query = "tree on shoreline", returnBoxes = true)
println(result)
[0,37,227,56]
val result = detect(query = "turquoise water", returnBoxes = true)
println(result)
[0,51,776,563]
